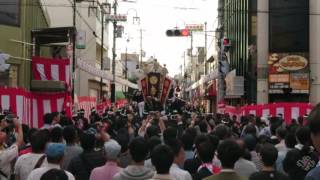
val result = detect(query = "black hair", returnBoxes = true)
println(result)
[243,124,257,137]
[22,124,30,144]
[296,126,312,154]
[207,134,219,150]
[308,103,320,135]
[47,155,64,164]
[243,134,257,151]
[51,112,60,119]
[214,124,231,140]
[129,137,149,162]
[43,113,52,124]
[116,128,130,153]
[146,125,160,138]
[163,127,177,143]
[63,126,77,144]
[285,133,297,149]
[199,121,208,133]
[217,139,242,169]
[180,133,194,151]
[147,136,162,153]
[40,169,68,180]
[27,128,38,145]
[165,139,183,157]
[194,134,209,150]
[185,127,197,138]
[276,127,287,139]
[50,127,63,143]
[260,143,278,166]
[198,141,215,163]
[80,132,96,151]
[0,115,5,122]
[31,130,49,153]
[151,145,174,174]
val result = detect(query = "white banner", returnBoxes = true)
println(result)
[77,58,138,89]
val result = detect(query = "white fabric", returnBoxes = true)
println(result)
[0,144,19,180]
[291,107,300,120]
[1,95,10,110]
[14,153,48,180]
[249,110,256,116]
[43,100,51,114]
[36,64,47,80]
[27,163,75,180]
[51,65,59,81]
[57,98,64,112]
[169,163,192,180]
[276,107,284,116]
[32,99,38,128]
[16,95,23,120]
[66,65,70,83]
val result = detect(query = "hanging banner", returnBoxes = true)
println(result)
[77,58,138,89]
[147,72,161,98]
[160,77,173,104]
[76,30,86,49]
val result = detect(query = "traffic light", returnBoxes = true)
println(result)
[166,29,190,37]
[222,38,231,52]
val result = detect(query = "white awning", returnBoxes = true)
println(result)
[185,68,219,92]
[77,58,139,89]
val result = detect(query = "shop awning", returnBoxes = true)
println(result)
[185,68,219,92]
[77,58,139,89]
[116,91,126,99]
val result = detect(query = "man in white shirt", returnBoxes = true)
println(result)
[0,116,23,180]
[27,143,74,180]
[14,130,49,180]
[166,139,192,180]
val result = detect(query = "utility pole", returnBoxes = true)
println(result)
[111,0,118,104]
[183,51,186,74]
[139,29,143,68]
[204,22,207,75]
[100,8,105,102]
[190,31,193,81]
[72,0,76,102]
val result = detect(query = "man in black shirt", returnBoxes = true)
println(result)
[68,132,106,180]
[250,144,289,180]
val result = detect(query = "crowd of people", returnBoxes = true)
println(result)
[1,98,320,180]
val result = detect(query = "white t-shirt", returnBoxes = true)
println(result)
[27,163,74,180]
[14,153,48,180]
[0,144,18,180]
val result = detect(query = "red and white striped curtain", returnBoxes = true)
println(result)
[32,56,71,86]
[0,87,71,128]
[77,96,97,118]
[223,103,313,124]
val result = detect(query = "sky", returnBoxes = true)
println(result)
[115,0,218,76]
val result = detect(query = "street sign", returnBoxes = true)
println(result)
[185,24,204,31]
[106,14,127,22]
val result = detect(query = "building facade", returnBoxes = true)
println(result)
[0,0,49,89]
[220,0,320,105]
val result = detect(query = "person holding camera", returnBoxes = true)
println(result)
[0,114,24,180]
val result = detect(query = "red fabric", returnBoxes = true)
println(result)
[224,102,313,125]
[0,87,71,128]
[31,56,70,85]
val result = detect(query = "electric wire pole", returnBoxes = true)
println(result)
[111,0,118,104]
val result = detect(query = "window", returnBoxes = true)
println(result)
[0,0,20,26]
[269,0,309,52]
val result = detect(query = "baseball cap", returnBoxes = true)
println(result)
[45,143,66,158]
